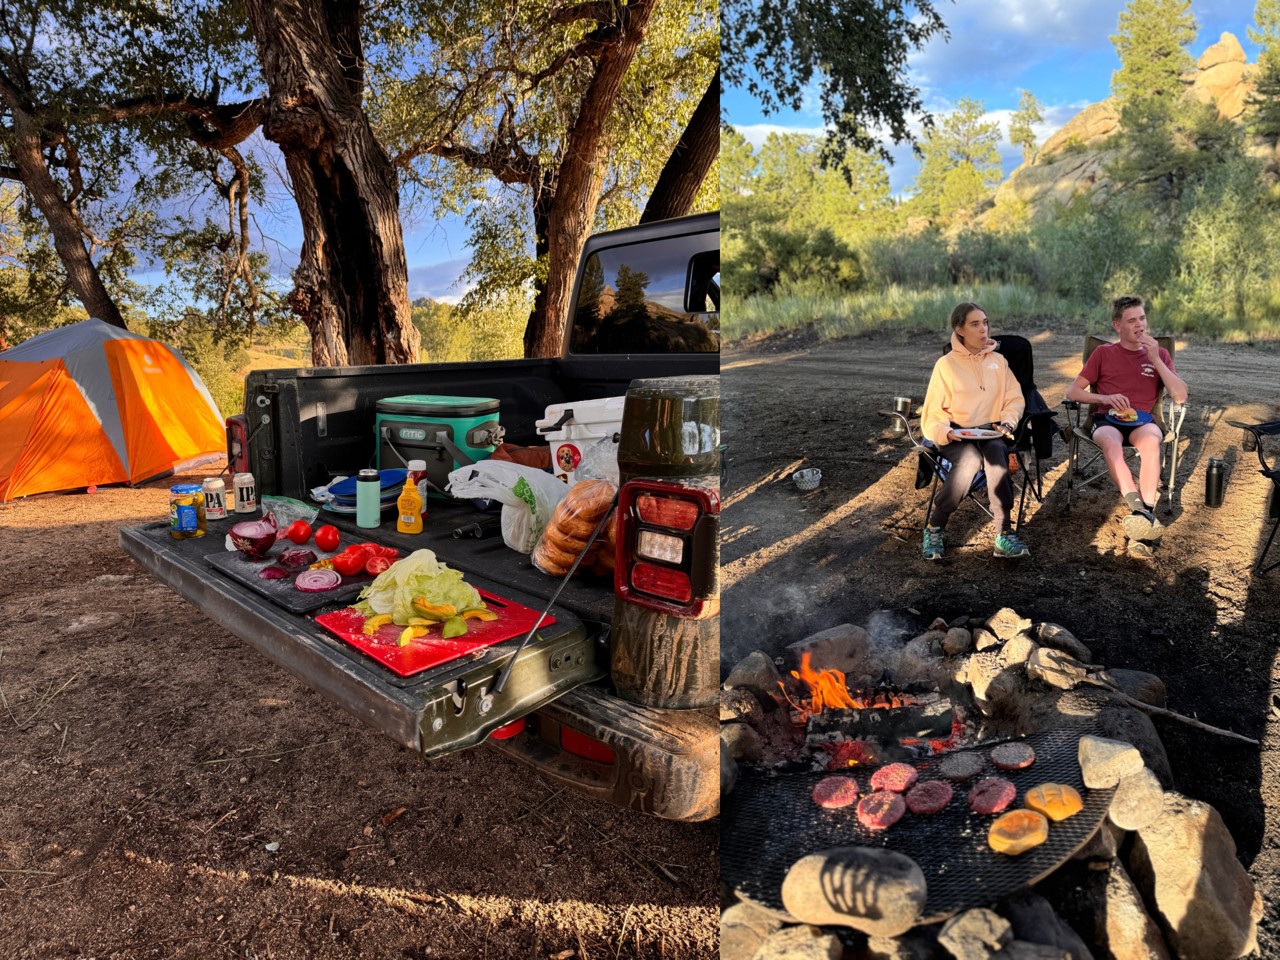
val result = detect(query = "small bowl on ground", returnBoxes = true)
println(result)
[793,468,822,492]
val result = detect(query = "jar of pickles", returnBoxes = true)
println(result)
[169,483,207,539]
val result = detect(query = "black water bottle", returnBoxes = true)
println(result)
[1205,457,1224,508]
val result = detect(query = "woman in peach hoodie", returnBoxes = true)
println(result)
[917,302,1028,561]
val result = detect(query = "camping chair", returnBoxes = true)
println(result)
[884,334,1058,533]
[1225,419,1280,574]
[1064,335,1187,512]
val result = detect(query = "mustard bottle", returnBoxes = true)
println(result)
[396,477,424,534]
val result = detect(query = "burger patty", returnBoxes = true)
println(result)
[938,751,985,781]
[811,776,860,810]
[857,791,906,831]
[904,779,954,815]
[990,742,1036,771]
[969,776,1017,815]
[869,762,919,793]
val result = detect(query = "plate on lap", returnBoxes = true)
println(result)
[1105,410,1153,427]
[952,428,1004,440]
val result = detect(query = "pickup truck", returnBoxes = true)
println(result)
[120,212,721,822]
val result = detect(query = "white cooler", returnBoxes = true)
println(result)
[536,396,626,483]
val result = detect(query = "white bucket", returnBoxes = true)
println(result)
[536,396,627,483]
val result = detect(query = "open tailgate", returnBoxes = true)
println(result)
[119,523,604,758]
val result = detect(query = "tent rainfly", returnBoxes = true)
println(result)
[0,318,225,500]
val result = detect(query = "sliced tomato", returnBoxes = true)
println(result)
[332,552,366,577]
[364,555,393,576]
[369,544,400,559]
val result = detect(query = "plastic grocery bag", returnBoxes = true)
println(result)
[446,461,568,553]
[574,435,620,486]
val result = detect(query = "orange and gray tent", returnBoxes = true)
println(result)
[0,318,225,500]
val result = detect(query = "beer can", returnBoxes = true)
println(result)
[233,471,257,513]
[202,477,228,520]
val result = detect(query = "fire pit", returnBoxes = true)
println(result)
[720,608,1264,958]
[722,728,1113,921]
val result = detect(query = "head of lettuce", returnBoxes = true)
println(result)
[353,549,484,625]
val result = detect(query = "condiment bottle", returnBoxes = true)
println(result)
[407,458,430,521]
[356,468,382,528]
[396,477,424,534]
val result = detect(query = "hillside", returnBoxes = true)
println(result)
[991,32,1271,219]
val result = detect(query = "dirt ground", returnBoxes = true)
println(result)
[0,472,718,960]
[722,329,1280,951]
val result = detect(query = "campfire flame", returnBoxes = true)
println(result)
[780,652,919,720]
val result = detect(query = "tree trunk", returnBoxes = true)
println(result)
[3,106,127,329]
[243,0,419,367]
[640,69,719,225]
[522,0,659,358]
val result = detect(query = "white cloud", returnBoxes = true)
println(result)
[731,122,830,150]
[407,257,469,302]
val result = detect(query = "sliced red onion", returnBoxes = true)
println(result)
[295,568,342,592]
[278,547,318,570]
[258,565,290,580]
[229,513,279,560]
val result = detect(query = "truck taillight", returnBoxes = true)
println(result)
[561,726,616,764]
[226,415,250,475]
[615,480,718,617]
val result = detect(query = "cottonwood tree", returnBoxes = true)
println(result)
[1009,90,1043,165]
[375,0,717,357]
[722,0,947,168]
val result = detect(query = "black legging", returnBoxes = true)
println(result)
[928,438,1014,532]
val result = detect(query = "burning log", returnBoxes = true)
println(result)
[805,693,954,747]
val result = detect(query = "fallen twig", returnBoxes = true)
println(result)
[199,740,336,765]
[1082,676,1260,745]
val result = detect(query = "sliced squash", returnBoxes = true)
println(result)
[460,608,498,622]
[441,616,468,639]
[398,625,431,647]
[362,614,394,636]
[411,598,457,621]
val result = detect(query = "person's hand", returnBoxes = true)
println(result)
[946,430,964,443]
[996,421,1016,440]
[1138,334,1161,363]
[1102,393,1131,410]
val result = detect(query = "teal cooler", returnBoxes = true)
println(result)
[375,395,502,497]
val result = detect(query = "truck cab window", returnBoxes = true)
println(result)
[570,234,720,355]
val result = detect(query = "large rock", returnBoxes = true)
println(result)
[999,890,1095,960]
[867,927,951,960]
[720,721,763,762]
[786,623,871,676]
[724,651,785,707]
[995,944,1070,959]
[1078,860,1173,960]
[1026,648,1088,691]
[781,846,927,937]
[1108,767,1164,831]
[1071,820,1124,863]
[1129,792,1262,959]
[1001,634,1036,666]
[1038,101,1121,160]
[973,627,1001,651]
[754,924,844,960]
[1105,669,1166,708]
[943,627,974,657]
[938,908,1012,960]
[719,902,783,960]
[986,608,1032,642]
[1078,735,1144,789]
[1186,33,1253,119]
[721,739,738,796]
[1034,623,1093,663]
[1095,701,1173,786]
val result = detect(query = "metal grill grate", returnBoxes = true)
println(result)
[721,727,1115,922]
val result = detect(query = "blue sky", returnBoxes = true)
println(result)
[723,0,1263,195]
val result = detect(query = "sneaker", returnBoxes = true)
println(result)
[923,526,945,561]
[994,530,1031,558]
[1122,510,1164,542]
[1129,539,1157,559]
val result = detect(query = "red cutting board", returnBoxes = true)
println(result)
[313,588,556,677]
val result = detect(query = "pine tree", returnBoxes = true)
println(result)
[1110,0,1198,107]
[1248,0,1280,146]
[913,99,1003,218]
[1009,90,1044,165]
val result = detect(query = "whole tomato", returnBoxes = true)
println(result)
[332,552,366,577]
[285,520,313,545]
[314,524,341,552]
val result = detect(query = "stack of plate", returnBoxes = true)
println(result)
[323,469,406,515]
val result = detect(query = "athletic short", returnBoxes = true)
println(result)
[1091,414,1147,445]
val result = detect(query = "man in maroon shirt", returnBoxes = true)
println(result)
[1065,295,1188,556]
